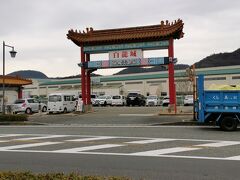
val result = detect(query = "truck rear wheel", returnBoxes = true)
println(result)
[220,117,238,131]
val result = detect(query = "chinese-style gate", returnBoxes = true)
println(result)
[67,19,184,113]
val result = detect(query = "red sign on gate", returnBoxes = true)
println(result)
[109,49,143,60]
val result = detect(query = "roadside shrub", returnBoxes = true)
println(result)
[0,114,28,122]
[0,171,131,180]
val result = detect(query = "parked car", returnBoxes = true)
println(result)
[126,93,146,106]
[91,94,98,105]
[12,98,47,114]
[111,95,126,106]
[161,96,170,106]
[94,95,112,106]
[146,95,161,106]
[47,93,76,113]
[184,95,194,106]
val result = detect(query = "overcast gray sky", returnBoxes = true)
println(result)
[1,0,239,77]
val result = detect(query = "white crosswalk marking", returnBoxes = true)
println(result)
[131,147,201,156]
[13,135,69,141]
[66,136,115,142]
[226,155,240,160]
[53,144,124,153]
[126,138,176,144]
[195,141,240,147]
[119,114,155,117]
[1,134,240,161]
[0,142,62,150]
[0,134,25,138]
[0,141,8,143]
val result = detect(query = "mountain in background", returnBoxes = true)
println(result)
[114,64,189,75]
[115,48,240,75]
[7,70,101,79]
[7,48,240,78]
[8,70,48,79]
[52,73,101,79]
[195,48,240,68]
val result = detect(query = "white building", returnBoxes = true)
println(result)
[23,65,240,98]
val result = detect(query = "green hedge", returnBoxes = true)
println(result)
[0,171,131,180]
[0,114,28,122]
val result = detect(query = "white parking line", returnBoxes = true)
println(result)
[126,138,176,144]
[195,141,240,147]
[66,136,116,142]
[53,144,124,153]
[131,147,201,156]
[13,135,69,141]
[0,142,62,150]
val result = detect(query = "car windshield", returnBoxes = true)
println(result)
[91,95,97,98]
[14,100,25,104]
[128,93,138,97]
[185,95,193,99]
[112,96,121,99]
[49,95,62,102]
[147,96,157,99]
[98,96,106,99]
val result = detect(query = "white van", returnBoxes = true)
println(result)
[112,95,126,106]
[47,93,76,113]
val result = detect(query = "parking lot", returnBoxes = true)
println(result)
[28,106,194,126]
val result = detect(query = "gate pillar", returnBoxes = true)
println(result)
[80,46,86,106]
[168,38,177,113]
[86,53,91,106]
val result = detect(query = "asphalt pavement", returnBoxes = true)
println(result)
[0,126,240,180]
[1,106,239,180]
[28,106,193,126]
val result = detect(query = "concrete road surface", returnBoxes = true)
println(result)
[0,125,240,180]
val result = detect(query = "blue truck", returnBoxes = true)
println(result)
[196,75,240,131]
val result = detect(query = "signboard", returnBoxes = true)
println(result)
[78,57,177,69]
[84,40,169,53]
[109,49,143,60]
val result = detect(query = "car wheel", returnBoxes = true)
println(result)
[25,108,32,114]
[42,106,47,112]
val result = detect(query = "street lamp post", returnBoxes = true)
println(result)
[2,41,17,114]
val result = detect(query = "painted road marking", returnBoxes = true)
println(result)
[131,147,201,156]
[126,138,176,144]
[53,144,124,153]
[225,155,240,160]
[1,134,240,161]
[194,141,240,147]
[0,134,25,138]
[13,135,69,141]
[66,136,116,142]
[119,114,155,117]
[0,142,62,150]
[0,141,8,143]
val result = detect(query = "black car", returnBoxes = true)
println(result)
[126,93,146,106]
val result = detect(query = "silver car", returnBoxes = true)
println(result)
[12,98,47,114]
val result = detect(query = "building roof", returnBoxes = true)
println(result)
[0,75,32,86]
[67,19,184,46]
[39,65,240,86]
